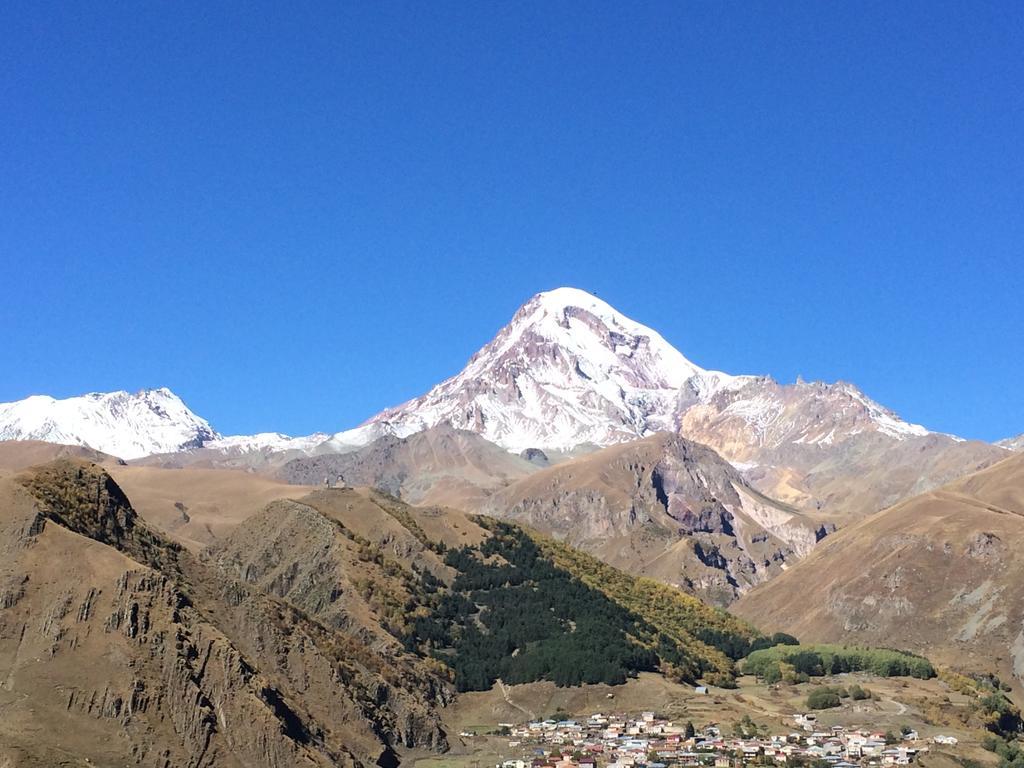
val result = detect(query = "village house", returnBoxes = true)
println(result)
[494,710,944,768]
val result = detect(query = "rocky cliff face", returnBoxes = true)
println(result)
[0,459,452,767]
[480,433,827,606]
[203,492,459,738]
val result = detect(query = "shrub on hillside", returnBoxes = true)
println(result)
[807,688,842,710]
[849,683,872,700]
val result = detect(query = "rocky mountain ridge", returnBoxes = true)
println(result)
[336,288,1006,519]
[275,423,537,508]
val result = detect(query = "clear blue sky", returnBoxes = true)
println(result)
[2,2,1021,441]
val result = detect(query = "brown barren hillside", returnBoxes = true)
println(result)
[107,463,315,550]
[0,439,118,474]
[733,451,1024,689]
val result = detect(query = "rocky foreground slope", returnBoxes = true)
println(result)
[0,460,450,767]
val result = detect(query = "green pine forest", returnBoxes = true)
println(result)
[399,519,797,691]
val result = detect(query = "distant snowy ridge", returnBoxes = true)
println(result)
[336,287,933,454]
[998,434,1024,452]
[0,388,218,460]
[0,389,334,460]
[204,432,331,454]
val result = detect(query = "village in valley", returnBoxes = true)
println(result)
[480,709,960,768]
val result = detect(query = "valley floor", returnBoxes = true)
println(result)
[412,673,994,768]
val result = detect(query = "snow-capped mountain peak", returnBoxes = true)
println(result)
[334,286,934,456]
[465,287,710,388]
[334,287,745,452]
[0,388,218,460]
